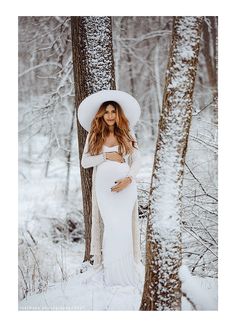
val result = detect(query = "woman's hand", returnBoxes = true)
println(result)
[111,177,132,192]
[105,151,125,163]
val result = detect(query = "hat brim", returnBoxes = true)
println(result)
[77,90,141,132]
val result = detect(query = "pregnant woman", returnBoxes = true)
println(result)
[77,90,144,290]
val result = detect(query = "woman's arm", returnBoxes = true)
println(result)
[81,133,107,169]
[125,129,142,181]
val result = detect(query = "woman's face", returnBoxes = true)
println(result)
[103,104,117,126]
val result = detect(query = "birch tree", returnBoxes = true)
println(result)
[71,16,116,265]
[140,16,204,311]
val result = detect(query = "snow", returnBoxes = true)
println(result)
[19,253,217,311]
[179,264,218,310]
[19,252,144,311]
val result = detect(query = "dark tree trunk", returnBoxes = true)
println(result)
[202,16,218,123]
[71,16,116,264]
[202,17,217,94]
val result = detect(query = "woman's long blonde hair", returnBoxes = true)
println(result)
[86,101,138,156]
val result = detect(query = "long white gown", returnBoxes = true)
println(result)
[78,144,144,292]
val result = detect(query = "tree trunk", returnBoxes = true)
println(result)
[202,16,218,124]
[71,16,116,264]
[140,16,204,311]
[202,17,217,94]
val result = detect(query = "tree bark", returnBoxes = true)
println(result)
[202,17,218,123]
[71,16,116,264]
[140,16,204,311]
[202,17,217,94]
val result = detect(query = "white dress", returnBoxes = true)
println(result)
[95,145,141,287]
[95,145,138,286]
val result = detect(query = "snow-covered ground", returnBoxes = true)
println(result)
[179,265,217,311]
[19,252,217,311]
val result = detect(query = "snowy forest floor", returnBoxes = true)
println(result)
[18,242,218,311]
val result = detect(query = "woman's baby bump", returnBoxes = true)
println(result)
[96,160,130,185]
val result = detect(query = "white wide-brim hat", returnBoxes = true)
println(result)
[77,89,141,132]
